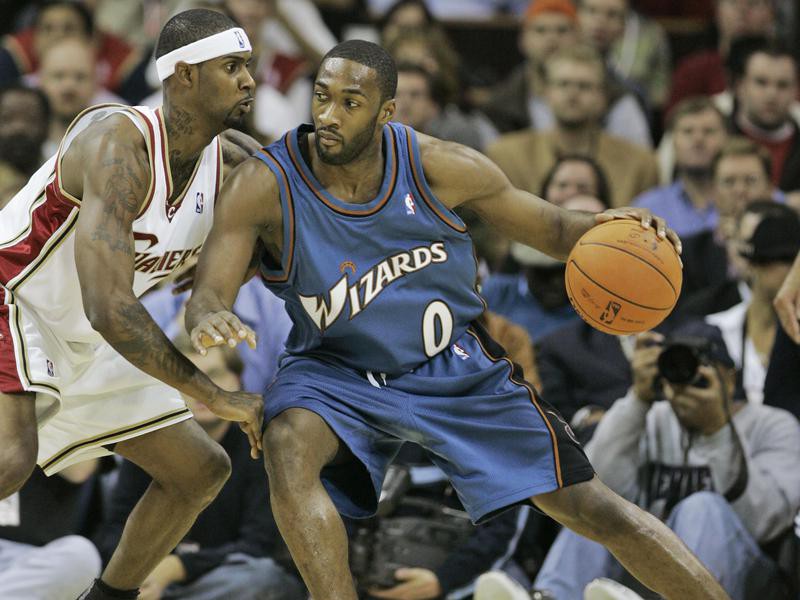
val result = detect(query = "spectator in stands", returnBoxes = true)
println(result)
[483,0,652,147]
[96,344,304,600]
[678,141,783,321]
[0,0,148,103]
[666,0,776,116]
[379,0,435,46]
[634,97,728,237]
[728,41,800,191]
[0,462,102,598]
[707,202,800,404]
[532,320,800,599]
[487,45,658,208]
[481,156,610,344]
[606,2,672,110]
[37,37,123,156]
[222,0,336,142]
[0,84,49,207]
[394,62,495,150]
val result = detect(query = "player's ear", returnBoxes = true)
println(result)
[173,61,196,88]
[380,99,396,124]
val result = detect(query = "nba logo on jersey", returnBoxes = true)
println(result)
[404,193,416,215]
[235,30,246,48]
[195,192,204,214]
[46,359,55,377]
[452,343,470,360]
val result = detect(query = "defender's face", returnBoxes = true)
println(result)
[197,51,255,130]
[312,58,391,165]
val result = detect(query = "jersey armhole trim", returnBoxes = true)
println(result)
[403,125,467,234]
[254,149,295,283]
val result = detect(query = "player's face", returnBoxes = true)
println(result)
[738,53,798,131]
[545,160,600,207]
[198,52,255,130]
[672,109,727,172]
[520,13,576,63]
[312,58,393,166]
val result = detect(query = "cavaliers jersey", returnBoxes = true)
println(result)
[0,104,222,344]
[254,123,486,375]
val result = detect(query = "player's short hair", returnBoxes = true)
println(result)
[320,40,398,103]
[0,84,50,122]
[155,8,239,60]
[713,136,772,179]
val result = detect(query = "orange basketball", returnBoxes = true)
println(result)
[565,219,683,335]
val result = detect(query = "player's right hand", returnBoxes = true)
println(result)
[207,390,264,459]
[190,310,257,355]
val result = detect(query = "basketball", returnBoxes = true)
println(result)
[565,219,683,335]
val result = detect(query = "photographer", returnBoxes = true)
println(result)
[530,320,800,600]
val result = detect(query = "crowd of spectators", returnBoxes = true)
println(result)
[1,1,799,599]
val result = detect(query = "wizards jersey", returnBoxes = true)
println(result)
[254,123,485,375]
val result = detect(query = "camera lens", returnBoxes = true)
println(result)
[657,344,700,385]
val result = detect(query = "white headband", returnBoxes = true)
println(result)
[156,27,252,82]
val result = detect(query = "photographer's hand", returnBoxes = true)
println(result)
[664,365,728,435]
[368,568,441,600]
[631,332,664,404]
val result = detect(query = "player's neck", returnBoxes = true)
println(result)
[309,134,385,204]
[162,103,218,165]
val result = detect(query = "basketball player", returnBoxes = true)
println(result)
[0,10,264,600]
[187,41,728,599]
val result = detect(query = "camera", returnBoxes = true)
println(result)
[657,335,714,388]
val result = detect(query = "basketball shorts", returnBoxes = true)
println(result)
[0,292,192,475]
[265,322,594,524]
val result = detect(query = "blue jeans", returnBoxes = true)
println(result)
[534,492,781,600]
[162,554,305,600]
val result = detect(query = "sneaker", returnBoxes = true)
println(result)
[474,572,532,600]
[584,578,645,600]
[474,571,557,600]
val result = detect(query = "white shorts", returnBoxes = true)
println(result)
[0,294,192,475]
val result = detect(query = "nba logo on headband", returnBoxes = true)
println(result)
[235,30,245,49]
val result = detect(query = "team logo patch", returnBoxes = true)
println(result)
[195,192,204,214]
[404,193,416,215]
[46,359,55,377]
[167,205,177,222]
[452,343,470,360]
[339,260,356,275]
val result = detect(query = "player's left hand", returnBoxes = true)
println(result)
[368,568,442,599]
[595,207,682,257]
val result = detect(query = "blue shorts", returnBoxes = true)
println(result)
[265,323,594,524]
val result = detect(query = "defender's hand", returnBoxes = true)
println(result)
[190,310,257,355]
[207,390,264,458]
[596,207,682,257]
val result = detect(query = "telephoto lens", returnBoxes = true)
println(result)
[657,336,711,387]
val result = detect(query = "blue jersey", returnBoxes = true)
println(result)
[254,123,486,375]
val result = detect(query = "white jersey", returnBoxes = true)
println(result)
[0,103,221,344]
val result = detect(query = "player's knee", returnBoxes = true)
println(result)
[262,417,314,488]
[167,440,231,505]
[0,443,36,498]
